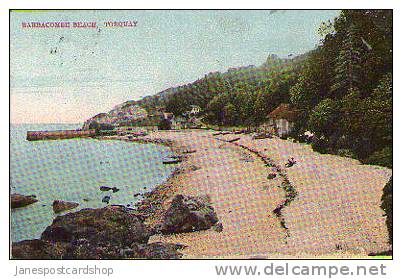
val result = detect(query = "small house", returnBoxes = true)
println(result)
[261,104,298,137]
[163,112,174,121]
[189,105,201,116]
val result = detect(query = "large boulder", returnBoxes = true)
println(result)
[42,206,150,246]
[52,200,79,213]
[11,194,38,209]
[160,195,219,234]
[12,206,186,259]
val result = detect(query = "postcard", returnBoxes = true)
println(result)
[10,9,392,261]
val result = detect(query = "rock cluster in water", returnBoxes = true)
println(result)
[12,193,220,259]
[11,194,38,209]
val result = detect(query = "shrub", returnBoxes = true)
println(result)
[381,176,392,245]
[311,137,331,154]
[158,119,171,130]
[336,149,357,159]
[364,146,392,168]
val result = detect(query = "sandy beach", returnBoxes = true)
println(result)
[118,130,391,258]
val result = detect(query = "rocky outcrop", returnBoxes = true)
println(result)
[52,200,79,213]
[82,102,147,130]
[11,194,38,209]
[12,206,184,259]
[159,195,219,234]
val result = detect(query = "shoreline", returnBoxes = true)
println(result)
[104,129,391,258]
[11,129,392,258]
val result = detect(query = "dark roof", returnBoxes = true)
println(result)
[267,104,298,121]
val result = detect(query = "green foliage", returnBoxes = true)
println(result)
[88,121,114,132]
[137,54,305,127]
[308,98,340,138]
[364,147,392,168]
[289,10,392,169]
[311,137,331,154]
[381,176,392,244]
[331,24,364,97]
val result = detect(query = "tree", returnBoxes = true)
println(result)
[308,98,340,139]
[223,103,237,126]
[331,23,365,97]
[360,72,392,164]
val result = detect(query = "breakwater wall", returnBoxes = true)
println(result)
[26,129,97,141]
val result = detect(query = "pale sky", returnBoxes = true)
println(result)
[10,10,339,124]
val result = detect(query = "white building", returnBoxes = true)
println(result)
[260,104,298,137]
[189,105,201,115]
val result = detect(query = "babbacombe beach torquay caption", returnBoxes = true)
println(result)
[21,20,138,28]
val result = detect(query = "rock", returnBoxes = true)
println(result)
[131,242,185,259]
[42,207,150,245]
[52,200,79,213]
[227,137,240,143]
[188,165,201,171]
[11,194,38,209]
[18,206,151,259]
[267,173,277,179]
[213,222,223,232]
[285,157,297,168]
[100,186,120,193]
[42,225,74,242]
[12,206,185,259]
[160,195,219,234]
[162,159,182,164]
[99,186,111,192]
[102,196,111,204]
[252,133,273,140]
[133,193,141,198]
[11,239,68,259]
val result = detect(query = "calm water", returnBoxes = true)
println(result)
[10,123,174,242]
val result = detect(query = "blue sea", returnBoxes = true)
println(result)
[10,123,175,242]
